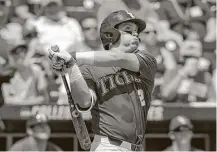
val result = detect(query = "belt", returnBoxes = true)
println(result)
[93,135,143,151]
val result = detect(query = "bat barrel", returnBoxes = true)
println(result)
[61,75,91,150]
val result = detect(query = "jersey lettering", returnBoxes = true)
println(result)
[96,70,143,97]
[115,72,125,85]
[122,71,132,84]
[98,77,109,96]
[107,75,117,90]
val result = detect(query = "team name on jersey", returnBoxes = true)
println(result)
[96,70,142,97]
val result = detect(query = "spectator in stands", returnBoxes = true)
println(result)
[148,0,184,45]
[78,16,103,52]
[0,0,19,105]
[0,22,23,50]
[0,0,11,31]
[24,0,84,56]
[158,0,212,39]
[1,40,49,105]
[13,0,40,20]
[0,62,14,107]
[162,31,216,102]
[9,113,62,151]
[163,115,203,151]
[204,0,216,42]
[201,0,216,74]
[57,16,103,104]
[139,22,177,100]
[22,0,85,103]
[205,0,216,15]
[0,0,24,62]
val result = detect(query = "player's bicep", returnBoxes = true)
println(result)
[135,52,157,81]
[120,53,140,72]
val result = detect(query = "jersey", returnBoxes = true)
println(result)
[9,136,62,151]
[79,50,157,144]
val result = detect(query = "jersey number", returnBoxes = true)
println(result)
[137,89,145,106]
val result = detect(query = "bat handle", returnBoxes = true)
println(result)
[61,76,71,96]
[61,75,79,116]
[52,46,80,118]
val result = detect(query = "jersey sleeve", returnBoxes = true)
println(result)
[135,51,157,82]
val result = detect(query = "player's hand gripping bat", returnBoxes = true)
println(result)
[50,46,91,150]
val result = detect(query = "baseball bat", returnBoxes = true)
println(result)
[51,46,91,150]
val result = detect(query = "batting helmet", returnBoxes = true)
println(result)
[100,10,146,50]
[169,115,193,131]
[27,113,49,128]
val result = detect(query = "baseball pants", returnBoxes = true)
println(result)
[90,134,143,151]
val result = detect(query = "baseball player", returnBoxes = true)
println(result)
[9,113,62,151]
[49,10,157,151]
[163,115,203,151]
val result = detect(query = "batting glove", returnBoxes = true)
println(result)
[48,45,76,75]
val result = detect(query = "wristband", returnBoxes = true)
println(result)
[75,93,95,112]
[75,103,91,112]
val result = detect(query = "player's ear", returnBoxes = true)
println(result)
[26,127,33,136]
[168,131,175,140]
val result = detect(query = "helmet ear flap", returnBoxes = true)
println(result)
[100,25,121,50]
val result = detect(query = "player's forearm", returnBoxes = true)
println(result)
[68,65,93,109]
[75,51,139,72]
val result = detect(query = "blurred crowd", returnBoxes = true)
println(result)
[0,0,216,106]
[8,112,202,151]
